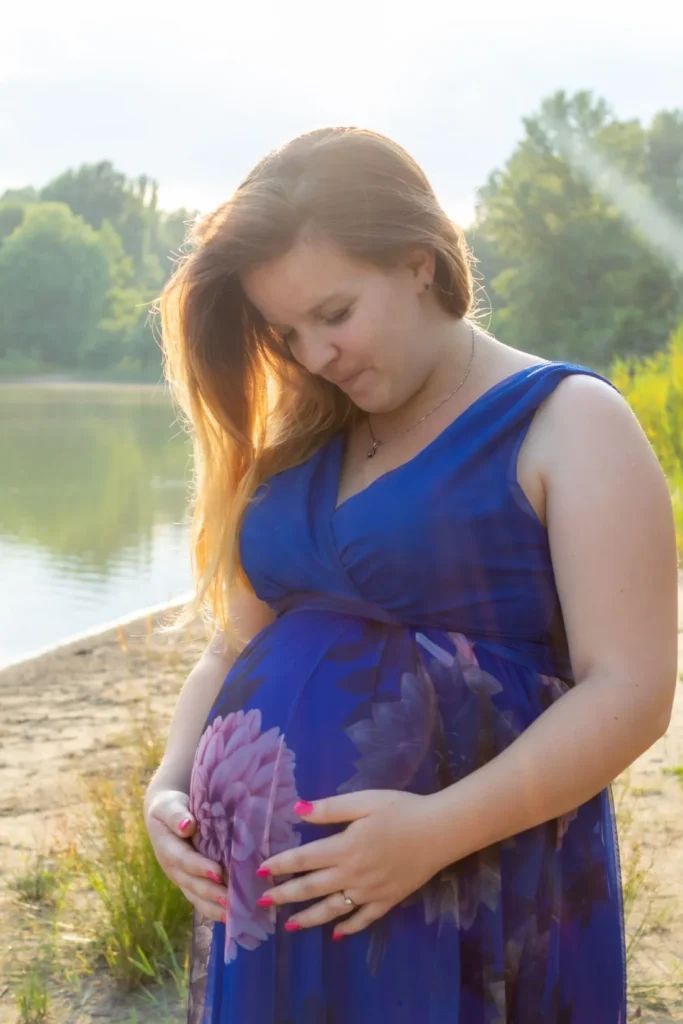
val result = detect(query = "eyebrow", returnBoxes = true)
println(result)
[265,292,348,328]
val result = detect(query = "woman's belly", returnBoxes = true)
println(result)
[198,610,439,804]
[190,606,564,829]
[186,606,577,970]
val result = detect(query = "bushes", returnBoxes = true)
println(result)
[611,322,683,549]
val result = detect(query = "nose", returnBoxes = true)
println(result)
[293,333,340,379]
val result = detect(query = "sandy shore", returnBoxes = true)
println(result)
[0,599,209,876]
[0,592,681,1021]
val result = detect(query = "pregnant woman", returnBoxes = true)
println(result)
[143,127,678,1023]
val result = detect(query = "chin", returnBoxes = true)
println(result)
[338,371,398,415]
[350,395,396,415]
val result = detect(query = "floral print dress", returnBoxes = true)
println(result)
[186,363,627,1023]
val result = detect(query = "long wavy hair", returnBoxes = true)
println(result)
[159,126,476,648]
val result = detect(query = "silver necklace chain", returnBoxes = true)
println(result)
[366,321,476,459]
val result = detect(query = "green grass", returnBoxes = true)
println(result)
[5,679,682,1020]
[615,770,683,1016]
[61,705,193,992]
[6,696,193,1022]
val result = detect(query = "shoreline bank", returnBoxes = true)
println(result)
[0,592,195,676]
[0,584,681,1020]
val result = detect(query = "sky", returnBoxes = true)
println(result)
[1,0,681,227]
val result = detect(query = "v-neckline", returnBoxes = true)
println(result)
[331,362,549,517]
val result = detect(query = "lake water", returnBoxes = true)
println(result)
[0,382,194,668]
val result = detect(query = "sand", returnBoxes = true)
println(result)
[0,592,681,1022]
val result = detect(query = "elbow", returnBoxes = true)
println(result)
[626,683,676,756]
[650,673,677,741]
[643,656,678,742]
[654,704,674,740]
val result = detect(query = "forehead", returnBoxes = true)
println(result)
[241,237,380,323]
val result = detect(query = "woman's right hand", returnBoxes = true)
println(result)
[144,786,228,924]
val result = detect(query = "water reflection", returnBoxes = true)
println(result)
[0,383,194,665]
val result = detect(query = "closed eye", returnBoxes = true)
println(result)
[274,306,353,347]
[324,306,352,326]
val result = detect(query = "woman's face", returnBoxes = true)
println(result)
[240,236,436,414]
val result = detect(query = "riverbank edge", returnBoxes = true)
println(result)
[0,592,196,677]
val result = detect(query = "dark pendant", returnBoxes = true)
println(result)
[366,440,380,458]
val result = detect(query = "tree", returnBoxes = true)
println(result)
[41,161,166,289]
[98,219,135,290]
[0,201,27,245]
[41,161,129,230]
[0,203,110,366]
[0,186,39,203]
[645,110,683,218]
[472,91,683,366]
[153,207,196,275]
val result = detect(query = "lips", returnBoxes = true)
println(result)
[333,369,364,386]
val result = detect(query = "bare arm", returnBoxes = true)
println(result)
[145,586,276,806]
[425,373,679,864]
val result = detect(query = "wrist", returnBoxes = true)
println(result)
[420,788,464,874]
[145,763,190,808]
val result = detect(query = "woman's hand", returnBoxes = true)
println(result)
[144,787,229,924]
[256,790,445,939]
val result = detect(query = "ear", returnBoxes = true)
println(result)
[399,246,436,290]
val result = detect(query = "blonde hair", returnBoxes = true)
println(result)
[158,126,475,648]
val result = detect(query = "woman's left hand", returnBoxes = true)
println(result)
[256,789,448,938]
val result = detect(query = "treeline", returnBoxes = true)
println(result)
[0,90,682,379]
[613,323,683,545]
[470,91,683,369]
[0,165,196,377]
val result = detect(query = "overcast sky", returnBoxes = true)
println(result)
[1,0,681,226]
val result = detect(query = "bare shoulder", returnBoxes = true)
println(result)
[528,369,678,713]
[517,369,666,529]
[535,370,676,559]
[529,371,638,466]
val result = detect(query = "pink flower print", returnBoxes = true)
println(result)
[189,708,302,963]
[556,806,579,849]
[540,672,571,704]
[448,632,479,668]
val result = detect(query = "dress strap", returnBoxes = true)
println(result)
[466,361,620,452]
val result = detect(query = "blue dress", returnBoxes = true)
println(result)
[187,362,627,1023]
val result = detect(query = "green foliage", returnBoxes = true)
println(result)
[473,91,683,367]
[0,163,197,378]
[0,203,110,366]
[645,110,683,217]
[15,965,50,1022]
[1,185,39,203]
[611,322,683,547]
[0,199,27,243]
[99,217,136,289]
[9,851,62,905]
[39,162,189,295]
[60,709,193,992]
[2,92,681,381]
[41,161,130,229]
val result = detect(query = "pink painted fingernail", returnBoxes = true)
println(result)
[257,895,274,908]
[221,911,227,923]
[332,930,344,941]
[206,871,222,884]
[285,921,301,932]
[293,800,314,816]
[218,897,228,909]
[256,866,271,878]
[179,817,192,832]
